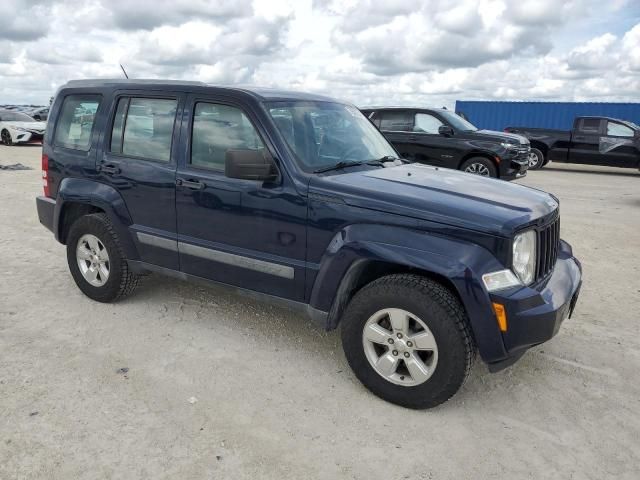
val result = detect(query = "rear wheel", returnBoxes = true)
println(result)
[66,213,139,302]
[341,274,475,409]
[460,157,497,178]
[1,129,12,146]
[528,148,545,170]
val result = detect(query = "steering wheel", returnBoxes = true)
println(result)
[341,144,369,161]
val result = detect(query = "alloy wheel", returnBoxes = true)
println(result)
[362,308,439,386]
[464,162,490,176]
[76,234,110,287]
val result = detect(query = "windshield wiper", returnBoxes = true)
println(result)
[313,156,402,174]
[314,160,383,173]
[376,155,408,163]
[314,161,361,173]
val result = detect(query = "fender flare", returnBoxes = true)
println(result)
[309,225,509,363]
[54,177,139,259]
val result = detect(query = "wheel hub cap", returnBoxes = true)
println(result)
[528,152,538,167]
[76,234,110,287]
[362,308,439,387]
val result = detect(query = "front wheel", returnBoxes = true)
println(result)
[528,148,546,170]
[1,129,13,146]
[460,157,497,177]
[341,274,475,409]
[66,213,139,302]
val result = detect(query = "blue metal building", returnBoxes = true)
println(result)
[454,101,640,131]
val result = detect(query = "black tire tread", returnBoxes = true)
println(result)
[67,213,139,302]
[341,274,476,409]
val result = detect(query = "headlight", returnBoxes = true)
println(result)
[512,230,537,285]
[500,142,518,149]
[12,126,28,132]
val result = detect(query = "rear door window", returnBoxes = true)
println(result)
[577,118,602,134]
[379,111,413,132]
[54,95,101,151]
[110,97,178,162]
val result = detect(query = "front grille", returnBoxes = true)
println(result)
[536,216,560,280]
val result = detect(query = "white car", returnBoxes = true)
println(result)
[0,110,46,145]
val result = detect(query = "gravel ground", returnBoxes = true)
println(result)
[1,145,639,479]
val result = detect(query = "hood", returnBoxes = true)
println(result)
[5,121,45,131]
[475,129,529,145]
[310,164,558,236]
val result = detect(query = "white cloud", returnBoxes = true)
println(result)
[0,0,638,108]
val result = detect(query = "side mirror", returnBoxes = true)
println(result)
[225,149,278,182]
[438,125,454,137]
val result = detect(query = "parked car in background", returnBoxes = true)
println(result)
[36,80,582,409]
[0,110,46,145]
[361,107,530,180]
[506,117,640,170]
[29,107,49,121]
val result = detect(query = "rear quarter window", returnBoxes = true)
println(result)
[53,94,101,151]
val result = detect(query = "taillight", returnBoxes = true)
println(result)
[42,153,51,197]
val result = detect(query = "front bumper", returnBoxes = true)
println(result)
[13,129,44,144]
[500,151,530,180]
[486,239,582,372]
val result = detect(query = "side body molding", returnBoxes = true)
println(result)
[53,177,139,259]
[308,224,510,363]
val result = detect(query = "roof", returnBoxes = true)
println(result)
[61,79,342,103]
[360,106,448,112]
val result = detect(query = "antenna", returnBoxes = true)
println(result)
[120,64,129,79]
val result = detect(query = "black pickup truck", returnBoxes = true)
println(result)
[506,116,640,170]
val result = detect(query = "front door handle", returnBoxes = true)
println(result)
[100,164,120,175]
[176,178,205,190]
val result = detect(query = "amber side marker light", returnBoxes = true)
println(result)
[492,302,508,332]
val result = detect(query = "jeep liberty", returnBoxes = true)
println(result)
[36,80,582,408]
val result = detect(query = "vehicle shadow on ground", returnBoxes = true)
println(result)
[124,272,550,411]
[543,166,639,177]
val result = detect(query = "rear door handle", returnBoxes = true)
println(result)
[100,164,120,175]
[176,178,205,190]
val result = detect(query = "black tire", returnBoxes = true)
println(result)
[460,157,497,178]
[528,148,545,170]
[66,213,139,302]
[341,274,475,409]
[1,129,13,146]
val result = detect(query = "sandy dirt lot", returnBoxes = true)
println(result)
[1,145,639,479]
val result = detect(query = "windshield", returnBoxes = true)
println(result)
[623,120,639,130]
[266,101,397,172]
[440,110,478,132]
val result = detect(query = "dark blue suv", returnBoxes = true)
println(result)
[36,80,582,408]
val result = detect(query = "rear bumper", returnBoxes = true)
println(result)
[486,240,582,372]
[36,196,56,233]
